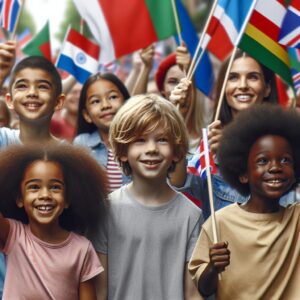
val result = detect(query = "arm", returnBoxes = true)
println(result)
[176,43,191,74]
[184,263,203,300]
[0,213,10,250]
[197,242,230,297]
[169,157,187,188]
[0,41,16,88]
[131,44,155,95]
[79,278,97,300]
[95,253,107,300]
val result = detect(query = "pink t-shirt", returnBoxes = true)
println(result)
[2,219,103,300]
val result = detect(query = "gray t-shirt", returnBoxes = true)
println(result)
[91,185,203,300]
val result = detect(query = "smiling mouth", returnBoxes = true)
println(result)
[141,160,162,166]
[23,102,43,110]
[35,205,55,212]
[265,179,286,187]
[235,95,253,102]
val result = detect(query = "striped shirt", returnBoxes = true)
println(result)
[107,149,123,192]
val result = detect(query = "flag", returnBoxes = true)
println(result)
[175,0,214,96]
[204,0,256,61]
[187,138,216,179]
[278,0,300,48]
[239,0,293,87]
[56,28,100,84]
[22,21,51,61]
[0,0,21,33]
[16,28,31,58]
[288,47,300,92]
[73,0,177,64]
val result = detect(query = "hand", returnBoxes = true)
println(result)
[169,78,191,109]
[139,44,155,68]
[176,43,190,73]
[209,241,230,273]
[208,120,223,155]
[0,41,16,85]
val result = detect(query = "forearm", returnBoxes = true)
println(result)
[132,64,151,95]
[197,263,219,297]
[169,158,187,188]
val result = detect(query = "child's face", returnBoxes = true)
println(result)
[240,135,295,202]
[6,68,64,122]
[120,126,178,181]
[83,79,125,132]
[225,57,271,116]
[17,160,68,231]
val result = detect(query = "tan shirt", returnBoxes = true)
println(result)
[189,203,300,300]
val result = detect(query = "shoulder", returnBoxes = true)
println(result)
[108,185,130,205]
[73,131,102,147]
[176,192,202,214]
[0,127,20,147]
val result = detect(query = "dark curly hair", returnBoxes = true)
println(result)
[0,143,108,234]
[217,104,300,196]
[77,72,130,135]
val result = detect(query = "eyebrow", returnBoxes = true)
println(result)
[24,179,65,185]
[14,79,53,87]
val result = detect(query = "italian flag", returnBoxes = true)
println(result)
[22,21,52,61]
[73,0,176,64]
[239,0,293,87]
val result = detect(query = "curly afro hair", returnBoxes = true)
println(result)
[217,104,300,196]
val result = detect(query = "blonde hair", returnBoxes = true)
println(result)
[109,94,189,175]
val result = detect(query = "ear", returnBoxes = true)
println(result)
[5,93,14,110]
[16,197,24,208]
[264,83,271,98]
[54,93,65,111]
[82,109,93,124]
[239,174,249,184]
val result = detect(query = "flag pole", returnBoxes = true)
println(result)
[80,18,84,35]
[187,0,218,80]
[11,0,25,40]
[171,0,183,45]
[214,46,238,121]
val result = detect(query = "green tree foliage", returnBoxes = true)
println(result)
[16,6,36,35]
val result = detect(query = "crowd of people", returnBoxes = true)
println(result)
[0,36,299,300]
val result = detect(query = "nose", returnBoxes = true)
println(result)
[38,187,51,200]
[27,85,38,97]
[101,98,112,110]
[269,160,282,173]
[238,76,248,90]
[145,139,158,153]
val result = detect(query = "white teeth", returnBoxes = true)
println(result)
[25,103,41,108]
[236,95,251,101]
[36,205,53,212]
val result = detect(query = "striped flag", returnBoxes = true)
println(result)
[279,0,300,48]
[0,0,21,33]
[239,0,293,87]
[288,47,300,92]
[56,28,100,84]
[187,138,216,179]
[204,0,256,61]
[73,0,176,64]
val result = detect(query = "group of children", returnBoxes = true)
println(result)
[0,38,299,300]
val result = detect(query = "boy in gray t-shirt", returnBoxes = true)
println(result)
[92,94,203,300]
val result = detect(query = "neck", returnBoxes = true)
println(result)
[241,196,280,213]
[99,129,109,147]
[29,221,69,244]
[19,121,58,144]
[128,176,176,206]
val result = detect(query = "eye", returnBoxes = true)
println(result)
[15,82,27,90]
[90,98,101,105]
[108,93,120,101]
[157,137,169,143]
[247,72,260,81]
[50,183,63,191]
[281,156,293,164]
[134,137,145,144]
[26,183,40,191]
[256,157,268,165]
[166,78,179,85]
[38,83,50,90]
[228,73,239,81]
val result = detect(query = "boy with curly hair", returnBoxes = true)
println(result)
[92,94,203,300]
[189,104,300,299]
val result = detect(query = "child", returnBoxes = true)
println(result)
[91,94,204,300]
[0,143,108,299]
[0,55,65,146]
[189,104,300,299]
[74,73,130,192]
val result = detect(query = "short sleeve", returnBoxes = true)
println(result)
[2,219,23,254]
[80,241,104,282]
[185,212,204,261]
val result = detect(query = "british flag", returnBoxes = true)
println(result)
[288,47,300,92]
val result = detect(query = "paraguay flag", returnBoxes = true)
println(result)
[56,28,100,84]
[279,0,300,48]
[204,0,256,61]
[0,0,21,33]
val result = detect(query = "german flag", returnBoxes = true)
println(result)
[239,0,293,87]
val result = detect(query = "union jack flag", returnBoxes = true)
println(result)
[0,0,21,33]
[279,0,300,48]
[288,47,300,92]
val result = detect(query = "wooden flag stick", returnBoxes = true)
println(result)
[214,46,238,122]
[11,0,24,40]
[187,0,218,80]
[171,0,183,46]
[80,18,84,34]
